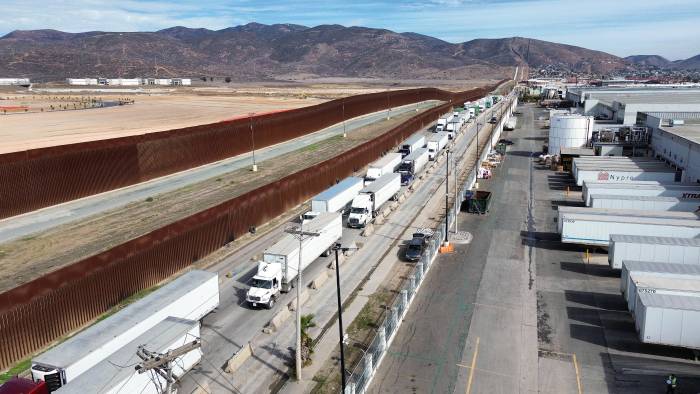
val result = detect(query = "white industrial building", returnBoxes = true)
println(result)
[567,87,700,125]
[0,78,30,86]
[66,78,191,86]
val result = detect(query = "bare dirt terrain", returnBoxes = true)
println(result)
[0,107,431,293]
[0,91,325,154]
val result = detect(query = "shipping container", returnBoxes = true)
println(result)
[54,317,202,394]
[610,235,700,269]
[582,181,700,206]
[590,194,700,211]
[310,177,364,214]
[365,153,402,184]
[31,270,218,389]
[620,261,700,298]
[560,213,700,246]
[426,133,449,160]
[624,272,700,314]
[575,165,677,186]
[557,206,699,234]
[635,292,700,349]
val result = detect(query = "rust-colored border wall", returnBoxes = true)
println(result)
[0,83,504,370]
[0,88,469,219]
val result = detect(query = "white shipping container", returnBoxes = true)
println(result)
[557,207,699,234]
[582,181,700,206]
[426,133,448,160]
[635,292,700,348]
[311,177,364,213]
[263,212,342,290]
[575,167,677,186]
[573,160,668,182]
[625,273,700,314]
[365,153,402,182]
[590,194,700,211]
[55,317,202,394]
[620,261,700,296]
[560,214,700,246]
[360,172,401,212]
[31,271,218,387]
[610,235,700,269]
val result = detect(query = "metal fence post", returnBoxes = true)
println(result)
[345,382,356,394]
[378,326,387,353]
[400,289,408,311]
[409,275,416,296]
[363,354,373,382]
[417,262,424,281]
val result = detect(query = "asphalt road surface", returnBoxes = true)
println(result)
[0,101,438,244]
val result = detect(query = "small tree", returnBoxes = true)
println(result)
[300,314,316,366]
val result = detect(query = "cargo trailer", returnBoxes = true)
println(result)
[557,207,699,234]
[54,317,202,394]
[559,214,700,246]
[247,212,342,307]
[426,133,449,161]
[634,292,700,349]
[610,235,700,269]
[399,134,426,157]
[572,157,660,176]
[575,165,677,186]
[31,270,218,389]
[582,181,700,206]
[348,173,401,228]
[589,194,700,211]
[625,273,700,314]
[365,153,401,184]
[398,148,429,186]
[620,261,700,297]
[303,177,364,222]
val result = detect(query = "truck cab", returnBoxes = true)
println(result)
[347,194,372,228]
[246,262,282,308]
[400,171,414,186]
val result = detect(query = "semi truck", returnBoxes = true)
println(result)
[303,177,364,223]
[365,153,401,185]
[246,212,342,308]
[347,173,401,228]
[54,317,202,394]
[426,133,449,161]
[436,117,450,132]
[398,134,426,157]
[397,148,429,186]
[30,271,218,391]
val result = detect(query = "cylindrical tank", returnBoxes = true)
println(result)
[548,114,594,155]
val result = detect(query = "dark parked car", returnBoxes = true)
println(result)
[489,116,498,124]
[498,138,514,145]
[404,231,432,261]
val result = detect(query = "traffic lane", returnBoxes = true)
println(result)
[0,101,439,244]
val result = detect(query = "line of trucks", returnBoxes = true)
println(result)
[555,155,700,351]
[247,125,454,308]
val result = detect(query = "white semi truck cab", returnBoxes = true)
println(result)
[246,261,282,309]
[347,194,373,228]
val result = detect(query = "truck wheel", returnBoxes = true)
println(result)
[267,297,276,309]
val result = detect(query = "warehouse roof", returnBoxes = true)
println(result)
[622,260,700,276]
[560,147,594,156]
[631,273,700,292]
[559,206,699,219]
[657,124,700,145]
[612,234,700,246]
[561,213,700,227]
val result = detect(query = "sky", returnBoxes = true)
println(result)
[1,0,699,60]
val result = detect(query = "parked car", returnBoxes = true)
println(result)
[498,139,514,145]
[404,231,432,261]
[489,117,498,124]
[513,110,522,115]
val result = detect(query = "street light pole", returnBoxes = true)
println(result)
[333,244,347,391]
[444,149,449,244]
[249,112,257,172]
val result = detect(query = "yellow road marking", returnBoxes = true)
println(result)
[573,353,583,394]
[466,337,480,394]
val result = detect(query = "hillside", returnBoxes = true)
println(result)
[0,24,633,81]
[624,55,671,68]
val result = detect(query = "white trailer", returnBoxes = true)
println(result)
[560,214,700,246]
[399,134,426,157]
[365,153,402,184]
[572,157,659,177]
[426,133,449,161]
[31,270,218,388]
[348,173,401,228]
[621,261,700,297]
[310,177,364,214]
[54,317,202,394]
[624,272,700,314]
[590,194,700,211]
[557,206,699,234]
[582,181,700,206]
[610,235,700,269]
[635,292,700,349]
[575,165,677,186]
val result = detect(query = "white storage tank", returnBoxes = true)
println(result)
[548,114,593,155]
[610,235,700,269]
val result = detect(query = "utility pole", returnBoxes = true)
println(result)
[249,113,258,172]
[475,122,481,189]
[444,149,450,245]
[332,242,357,391]
[135,339,201,394]
[342,101,347,138]
[453,152,458,233]
[285,221,320,381]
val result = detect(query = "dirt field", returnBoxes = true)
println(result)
[0,108,431,293]
[0,92,325,154]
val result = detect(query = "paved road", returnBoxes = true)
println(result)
[0,101,438,244]
[368,100,538,394]
[177,100,510,393]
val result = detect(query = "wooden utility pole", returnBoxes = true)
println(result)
[135,339,201,393]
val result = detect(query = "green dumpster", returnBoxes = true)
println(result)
[463,190,492,214]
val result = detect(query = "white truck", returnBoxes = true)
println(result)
[31,270,218,390]
[398,148,429,185]
[426,133,449,161]
[364,153,401,185]
[399,134,426,157]
[436,117,450,132]
[347,173,401,228]
[54,317,202,394]
[246,212,342,308]
[303,177,364,223]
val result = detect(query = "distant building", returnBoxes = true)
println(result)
[0,78,30,86]
[66,77,191,86]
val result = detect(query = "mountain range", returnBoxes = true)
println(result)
[624,54,700,70]
[0,23,697,81]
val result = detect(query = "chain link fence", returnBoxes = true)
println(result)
[343,94,517,394]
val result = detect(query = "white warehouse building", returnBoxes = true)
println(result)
[66,78,191,86]
[0,78,30,86]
